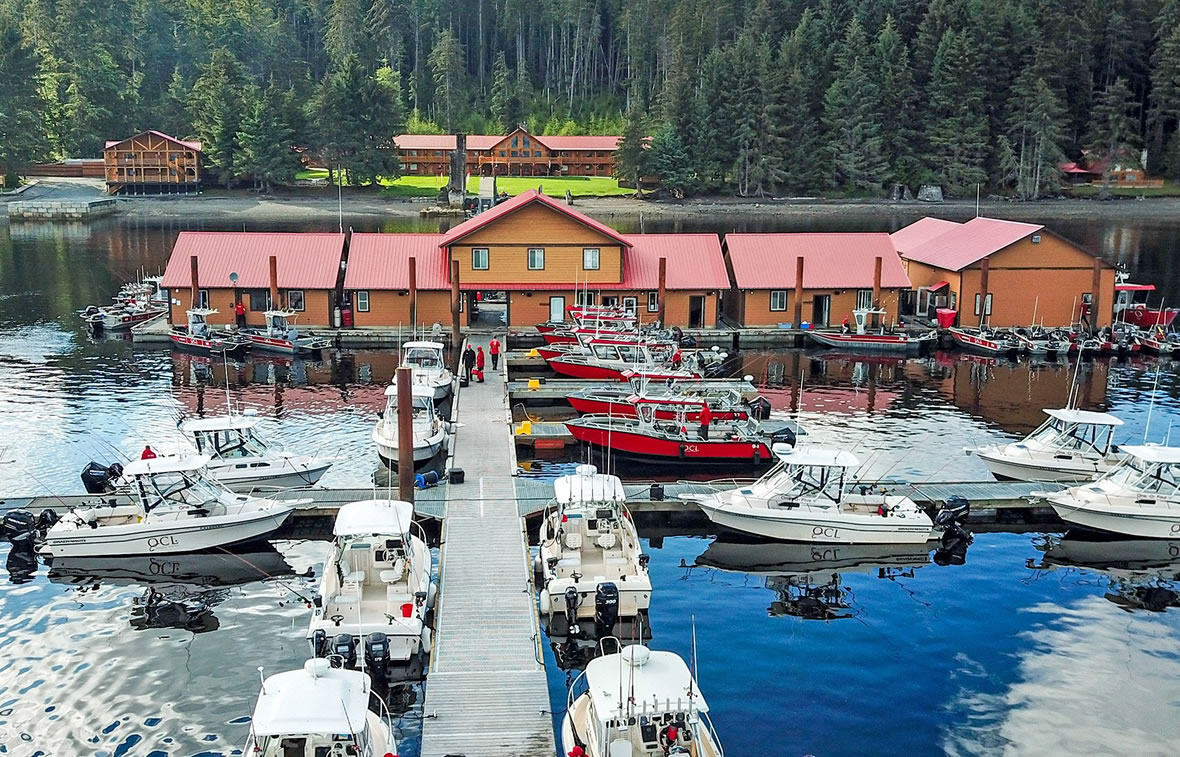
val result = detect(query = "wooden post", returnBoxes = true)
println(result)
[450,258,461,363]
[396,365,414,503]
[793,256,804,330]
[408,256,418,331]
[268,255,280,309]
[1091,257,1103,334]
[978,258,990,328]
[872,256,882,306]
[189,255,200,308]
[657,257,667,326]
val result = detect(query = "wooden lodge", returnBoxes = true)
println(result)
[344,234,454,329]
[104,130,202,195]
[159,233,345,327]
[395,127,618,177]
[891,217,1116,329]
[723,233,912,328]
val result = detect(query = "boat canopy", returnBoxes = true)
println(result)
[122,454,212,477]
[250,659,371,737]
[1043,408,1124,427]
[1114,283,1155,292]
[1117,444,1180,465]
[402,340,445,351]
[181,415,262,433]
[585,646,709,720]
[186,308,219,317]
[264,309,300,319]
[333,499,414,537]
[774,447,860,468]
[555,464,626,505]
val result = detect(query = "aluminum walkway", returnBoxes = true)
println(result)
[419,348,555,757]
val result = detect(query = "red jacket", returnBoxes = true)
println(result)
[235,302,246,316]
[699,403,713,425]
[476,348,486,369]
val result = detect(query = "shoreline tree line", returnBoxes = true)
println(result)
[1,0,1179,198]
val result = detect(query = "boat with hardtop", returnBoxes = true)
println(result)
[372,384,449,468]
[170,308,250,355]
[181,413,333,491]
[972,407,1125,482]
[242,309,329,355]
[807,307,936,353]
[400,340,453,402]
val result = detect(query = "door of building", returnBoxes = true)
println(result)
[688,295,706,328]
[549,296,565,322]
[812,295,830,327]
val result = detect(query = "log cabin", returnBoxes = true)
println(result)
[395,127,618,177]
[104,130,202,195]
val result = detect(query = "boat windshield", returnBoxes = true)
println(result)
[135,469,225,511]
[403,348,443,369]
[1102,456,1180,497]
[1026,417,1114,454]
[765,463,846,504]
[192,427,269,459]
[385,395,432,421]
[251,730,368,757]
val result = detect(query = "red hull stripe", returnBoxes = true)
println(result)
[566,423,770,460]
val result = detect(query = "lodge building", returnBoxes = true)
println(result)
[103,130,202,195]
[395,127,618,177]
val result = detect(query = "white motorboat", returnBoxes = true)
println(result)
[401,340,453,402]
[562,644,723,757]
[40,456,300,558]
[373,384,449,468]
[181,414,332,491]
[243,310,330,354]
[307,499,435,678]
[244,658,397,757]
[683,446,935,544]
[807,307,937,353]
[170,308,250,354]
[537,464,652,636]
[973,408,1125,482]
[1044,445,1180,539]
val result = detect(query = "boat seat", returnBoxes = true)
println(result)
[596,533,617,550]
[386,589,413,608]
[344,570,365,585]
[564,531,583,550]
[558,554,582,570]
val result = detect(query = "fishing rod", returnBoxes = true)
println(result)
[213,546,317,605]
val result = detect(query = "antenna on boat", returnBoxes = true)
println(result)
[1144,364,1163,443]
[257,666,266,693]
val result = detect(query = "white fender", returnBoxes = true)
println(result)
[420,626,432,652]
[539,589,551,615]
[426,581,438,611]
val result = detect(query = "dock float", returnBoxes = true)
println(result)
[419,353,554,756]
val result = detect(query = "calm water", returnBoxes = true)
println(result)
[3,212,1180,755]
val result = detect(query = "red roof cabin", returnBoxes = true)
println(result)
[104,130,202,195]
[395,127,619,178]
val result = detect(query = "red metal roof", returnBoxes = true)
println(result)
[899,216,1044,271]
[104,130,202,152]
[344,234,449,290]
[538,135,620,150]
[438,190,632,248]
[889,217,961,253]
[394,132,619,153]
[160,232,345,289]
[725,233,911,290]
[619,234,729,290]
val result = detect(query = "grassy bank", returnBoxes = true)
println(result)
[293,169,630,198]
[1063,180,1180,198]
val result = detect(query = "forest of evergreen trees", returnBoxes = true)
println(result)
[2,0,1180,198]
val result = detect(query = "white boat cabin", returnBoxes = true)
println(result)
[382,384,440,426]
[185,308,218,337]
[757,447,861,508]
[1016,408,1122,456]
[183,415,269,461]
[245,658,394,757]
[262,309,302,340]
[1093,445,1180,499]
[847,307,889,334]
[123,455,231,514]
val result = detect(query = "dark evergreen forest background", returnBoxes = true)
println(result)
[1,0,1179,197]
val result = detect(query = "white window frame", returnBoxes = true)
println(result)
[974,293,992,316]
[769,290,788,312]
[583,248,600,270]
[356,290,370,312]
[197,289,210,309]
[576,291,596,307]
[622,296,637,315]
[286,289,305,312]
[856,289,874,309]
[647,291,659,312]
[527,248,545,270]
[472,248,489,270]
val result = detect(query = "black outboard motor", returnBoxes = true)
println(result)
[311,628,327,657]
[37,509,59,533]
[771,426,797,448]
[594,582,620,636]
[747,396,773,421]
[933,496,973,566]
[563,586,581,636]
[364,632,390,681]
[5,538,38,585]
[81,461,123,494]
[2,510,37,544]
[330,633,356,667]
[935,495,970,527]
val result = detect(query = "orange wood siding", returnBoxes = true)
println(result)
[170,288,333,326]
[104,132,201,186]
[351,291,452,328]
[739,289,902,327]
[504,290,715,327]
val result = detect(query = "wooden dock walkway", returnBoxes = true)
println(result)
[419,347,555,757]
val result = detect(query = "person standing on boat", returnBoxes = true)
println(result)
[462,344,476,382]
[489,337,501,370]
[672,348,683,369]
[475,346,486,382]
[140,445,157,460]
[698,401,713,440]
[234,300,246,328]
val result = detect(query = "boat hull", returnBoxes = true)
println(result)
[84,308,166,331]
[807,331,924,352]
[975,448,1114,482]
[565,421,772,464]
[1121,307,1179,329]
[208,459,332,491]
[374,433,446,468]
[948,328,1015,355]
[566,394,743,421]
[243,333,327,354]
[693,498,933,544]
[170,332,248,355]
[1048,496,1180,539]
[41,506,294,558]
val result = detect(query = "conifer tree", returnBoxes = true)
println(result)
[823,17,887,192]
[1001,67,1068,199]
[429,27,465,131]
[613,108,649,195]
[237,85,301,192]
[1085,77,1140,173]
[647,122,693,198]
[0,22,45,180]
[922,29,989,194]
[191,49,250,188]
[489,51,517,133]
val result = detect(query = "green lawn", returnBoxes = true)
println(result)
[292,168,629,198]
[1064,180,1180,198]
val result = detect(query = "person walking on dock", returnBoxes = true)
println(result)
[234,300,246,328]
[475,346,486,382]
[698,401,713,441]
[489,337,501,370]
[462,344,476,382]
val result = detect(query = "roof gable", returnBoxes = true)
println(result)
[104,130,202,153]
[900,217,1044,271]
[725,233,911,290]
[438,190,631,248]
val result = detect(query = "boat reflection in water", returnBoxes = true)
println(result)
[47,547,295,633]
[543,615,653,672]
[5,540,39,584]
[696,539,936,620]
[1031,533,1180,613]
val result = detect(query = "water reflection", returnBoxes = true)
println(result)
[1031,534,1180,613]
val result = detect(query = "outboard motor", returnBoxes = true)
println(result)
[2,510,37,544]
[933,496,973,566]
[311,628,327,658]
[563,586,581,636]
[330,633,356,668]
[5,538,38,585]
[594,582,620,636]
[80,461,123,494]
[747,396,773,421]
[771,426,798,448]
[934,496,970,528]
[36,509,59,533]
[364,632,390,681]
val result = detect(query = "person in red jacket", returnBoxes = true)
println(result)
[234,300,246,328]
[475,346,486,382]
[489,337,502,370]
[698,401,713,441]
[141,445,157,460]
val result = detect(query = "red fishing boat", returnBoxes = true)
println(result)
[1114,274,1178,329]
[947,327,1021,355]
[567,386,753,421]
[170,308,250,355]
[807,308,937,353]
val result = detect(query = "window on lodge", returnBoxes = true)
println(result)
[856,289,874,309]
[499,150,506,157]
[197,289,210,308]
[355,291,370,312]
[511,150,519,157]
[523,137,530,147]
[246,289,272,311]
[286,289,305,311]
[527,248,545,270]
[512,136,518,147]
[769,290,788,311]
[472,248,489,270]
[647,291,659,312]
[583,248,600,270]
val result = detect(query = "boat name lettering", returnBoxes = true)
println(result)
[150,559,182,575]
[810,547,841,561]
[811,526,840,539]
[1172,523,1180,536]
[684,445,699,453]
[146,535,179,551]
